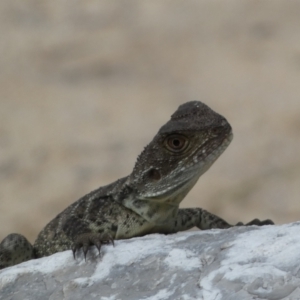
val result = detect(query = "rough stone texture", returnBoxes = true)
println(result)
[0,0,300,244]
[1,223,300,300]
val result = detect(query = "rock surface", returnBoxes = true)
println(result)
[1,223,300,300]
[1,0,300,242]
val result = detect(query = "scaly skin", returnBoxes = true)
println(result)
[0,101,273,270]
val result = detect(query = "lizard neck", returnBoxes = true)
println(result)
[113,178,179,224]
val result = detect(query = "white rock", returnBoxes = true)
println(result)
[1,223,300,300]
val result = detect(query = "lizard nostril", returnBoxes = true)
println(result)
[147,168,161,181]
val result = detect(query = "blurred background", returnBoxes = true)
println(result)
[0,0,300,242]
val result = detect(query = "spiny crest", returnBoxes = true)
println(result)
[134,145,149,169]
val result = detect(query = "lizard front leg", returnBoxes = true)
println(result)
[33,213,117,260]
[149,208,273,234]
[62,216,117,260]
[72,232,115,260]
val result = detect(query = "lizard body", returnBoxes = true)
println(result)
[0,101,273,269]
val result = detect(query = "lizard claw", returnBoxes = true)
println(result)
[235,218,274,227]
[72,232,115,260]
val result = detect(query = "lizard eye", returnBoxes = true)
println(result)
[164,135,189,153]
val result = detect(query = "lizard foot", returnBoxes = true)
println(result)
[235,218,274,226]
[72,232,114,260]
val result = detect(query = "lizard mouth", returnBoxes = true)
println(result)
[140,174,197,201]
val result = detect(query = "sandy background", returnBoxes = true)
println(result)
[0,0,300,242]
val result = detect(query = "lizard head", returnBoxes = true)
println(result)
[122,101,233,223]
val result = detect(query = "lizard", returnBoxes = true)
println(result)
[0,101,273,270]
